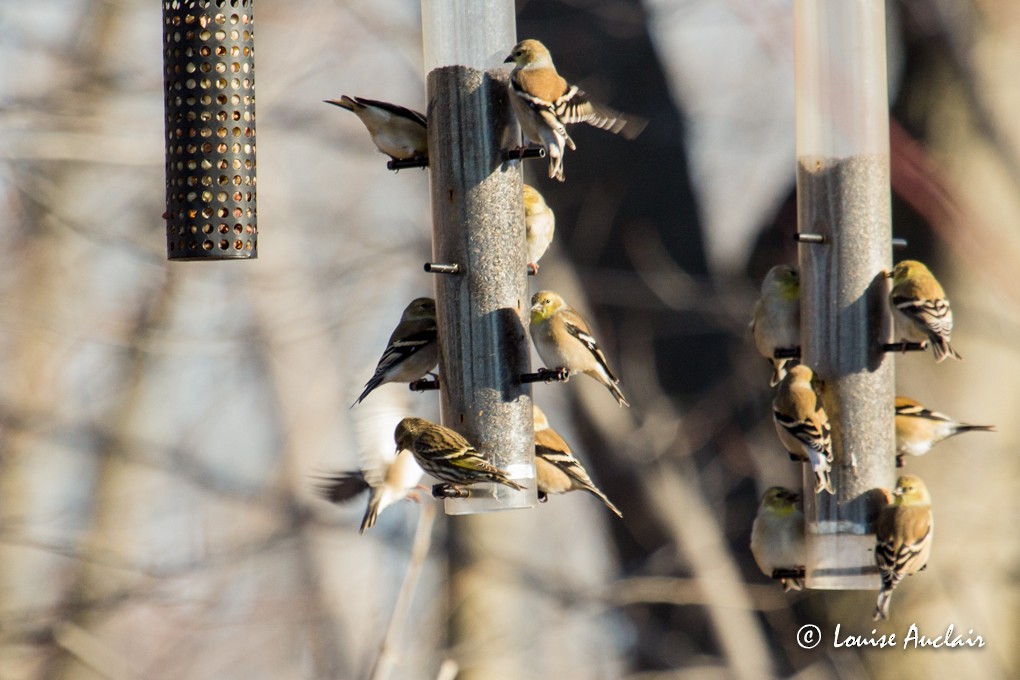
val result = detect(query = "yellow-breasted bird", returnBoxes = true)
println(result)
[325,95,428,162]
[894,396,994,467]
[394,417,524,492]
[524,184,555,273]
[750,487,806,592]
[773,365,834,495]
[874,474,933,620]
[530,290,629,407]
[751,264,801,386]
[889,259,961,362]
[533,405,622,517]
[504,39,646,181]
[353,298,438,407]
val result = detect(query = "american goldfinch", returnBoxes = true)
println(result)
[530,290,629,407]
[533,405,622,518]
[353,298,439,407]
[394,417,525,492]
[325,95,428,162]
[504,39,647,181]
[874,474,933,620]
[773,365,834,495]
[315,447,424,534]
[889,260,961,362]
[523,184,555,272]
[894,396,994,467]
[750,264,801,386]
[750,487,806,592]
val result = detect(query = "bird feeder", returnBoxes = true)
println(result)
[422,0,537,513]
[794,0,896,589]
[163,0,257,260]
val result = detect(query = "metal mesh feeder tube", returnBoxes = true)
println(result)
[163,0,257,260]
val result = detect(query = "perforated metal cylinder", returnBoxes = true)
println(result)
[163,0,257,260]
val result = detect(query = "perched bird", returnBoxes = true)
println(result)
[314,447,424,534]
[325,95,428,162]
[889,260,961,362]
[874,474,933,620]
[894,396,994,467]
[504,39,646,181]
[773,365,834,495]
[751,264,801,386]
[394,417,525,492]
[353,297,439,407]
[750,487,806,592]
[530,290,629,407]
[533,405,622,518]
[523,184,555,272]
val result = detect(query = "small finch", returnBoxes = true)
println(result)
[314,446,423,534]
[894,396,994,467]
[533,405,622,517]
[325,95,428,162]
[394,417,525,492]
[874,474,933,621]
[504,39,646,181]
[353,297,438,407]
[523,184,555,272]
[773,365,834,495]
[751,264,801,386]
[530,290,629,407]
[750,487,806,592]
[889,259,961,362]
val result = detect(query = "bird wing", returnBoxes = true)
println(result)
[774,410,831,460]
[376,325,437,372]
[314,472,369,504]
[562,314,619,383]
[349,96,426,127]
[893,295,954,337]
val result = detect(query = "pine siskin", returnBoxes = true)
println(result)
[353,297,438,407]
[394,417,525,491]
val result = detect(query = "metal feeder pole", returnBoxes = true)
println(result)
[422,0,537,514]
[163,0,257,260]
[794,0,896,589]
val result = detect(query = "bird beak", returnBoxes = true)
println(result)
[788,491,801,503]
[884,270,894,279]
[504,54,514,64]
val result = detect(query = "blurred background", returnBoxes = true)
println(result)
[1,0,1018,678]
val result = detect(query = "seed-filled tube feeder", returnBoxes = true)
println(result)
[794,0,896,589]
[163,0,257,260]
[422,0,537,513]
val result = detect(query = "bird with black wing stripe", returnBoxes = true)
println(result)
[352,298,438,407]
[325,95,428,163]
[504,39,646,181]
[874,475,933,620]
[533,405,622,517]
[529,290,629,407]
[772,365,834,495]
[394,417,525,493]
[888,260,961,362]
